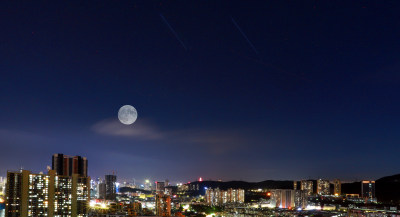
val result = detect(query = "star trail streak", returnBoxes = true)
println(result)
[160,14,187,50]
[231,17,258,54]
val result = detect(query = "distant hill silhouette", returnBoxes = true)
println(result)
[376,174,400,203]
[119,174,400,203]
[196,175,400,203]
[339,174,400,203]
[119,187,152,194]
[376,174,400,182]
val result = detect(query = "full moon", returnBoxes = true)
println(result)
[118,105,137,125]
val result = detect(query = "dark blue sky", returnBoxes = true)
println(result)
[1,1,400,183]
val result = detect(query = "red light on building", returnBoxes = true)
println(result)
[199,177,203,182]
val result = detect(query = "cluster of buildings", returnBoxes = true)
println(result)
[270,189,307,209]
[88,201,142,217]
[88,178,173,216]
[2,154,152,217]
[5,154,90,216]
[0,153,382,217]
[94,174,118,200]
[268,179,376,209]
[297,179,375,199]
[295,179,334,196]
[205,188,245,206]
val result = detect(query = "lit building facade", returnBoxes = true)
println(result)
[105,175,117,201]
[226,188,245,203]
[205,188,220,205]
[5,169,90,217]
[271,189,294,209]
[177,183,189,193]
[205,188,245,206]
[316,179,330,195]
[270,189,307,209]
[300,180,313,196]
[156,193,171,217]
[294,190,307,209]
[333,179,341,195]
[0,176,6,196]
[361,181,375,199]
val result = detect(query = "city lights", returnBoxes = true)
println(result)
[1,1,399,217]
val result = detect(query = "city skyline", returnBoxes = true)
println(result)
[3,152,396,217]
[1,1,400,183]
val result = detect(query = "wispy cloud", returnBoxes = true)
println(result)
[92,119,164,140]
[91,119,248,154]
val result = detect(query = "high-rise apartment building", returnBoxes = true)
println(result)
[226,188,245,203]
[5,154,90,217]
[105,175,117,200]
[361,181,375,199]
[316,179,330,195]
[300,180,313,196]
[333,179,341,196]
[5,169,90,217]
[97,182,106,199]
[205,188,220,206]
[156,193,171,217]
[52,154,88,177]
[270,189,307,209]
[294,190,307,209]
[205,188,245,206]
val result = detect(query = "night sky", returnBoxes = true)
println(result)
[1,1,400,183]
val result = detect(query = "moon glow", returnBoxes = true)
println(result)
[118,105,137,125]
